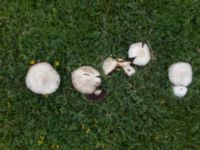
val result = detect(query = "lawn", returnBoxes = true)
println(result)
[1,0,200,149]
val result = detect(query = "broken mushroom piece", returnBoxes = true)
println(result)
[168,62,192,97]
[71,66,107,102]
[116,59,136,77]
[128,42,151,66]
[102,57,135,77]
[122,64,136,77]
[26,62,61,95]
[102,57,118,75]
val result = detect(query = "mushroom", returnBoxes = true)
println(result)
[102,57,118,75]
[116,58,136,77]
[172,86,188,98]
[71,66,107,101]
[26,62,61,95]
[128,42,151,66]
[102,57,135,77]
[168,62,192,97]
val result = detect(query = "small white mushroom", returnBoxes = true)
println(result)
[26,62,60,95]
[102,57,135,77]
[173,85,188,98]
[71,66,107,101]
[168,62,192,97]
[128,42,151,66]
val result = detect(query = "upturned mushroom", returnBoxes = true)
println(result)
[128,42,151,66]
[71,66,107,101]
[102,57,135,77]
[26,62,61,95]
[168,62,192,97]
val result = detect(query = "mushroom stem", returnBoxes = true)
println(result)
[115,58,131,67]
[94,89,103,96]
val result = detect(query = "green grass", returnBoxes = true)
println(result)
[1,0,200,149]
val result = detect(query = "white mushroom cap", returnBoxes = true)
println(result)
[26,62,60,95]
[128,42,151,66]
[102,57,118,75]
[168,62,192,87]
[71,66,102,94]
[173,85,188,98]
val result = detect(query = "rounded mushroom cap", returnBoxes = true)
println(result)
[71,66,102,94]
[128,42,151,66]
[102,57,118,75]
[26,62,60,95]
[173,85,188,98]
[168,62,192,87]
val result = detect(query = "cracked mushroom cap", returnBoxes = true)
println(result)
[168,62,192,87]
[26,62,61,95]
[128,42,151,66]
[71,66,102,94]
